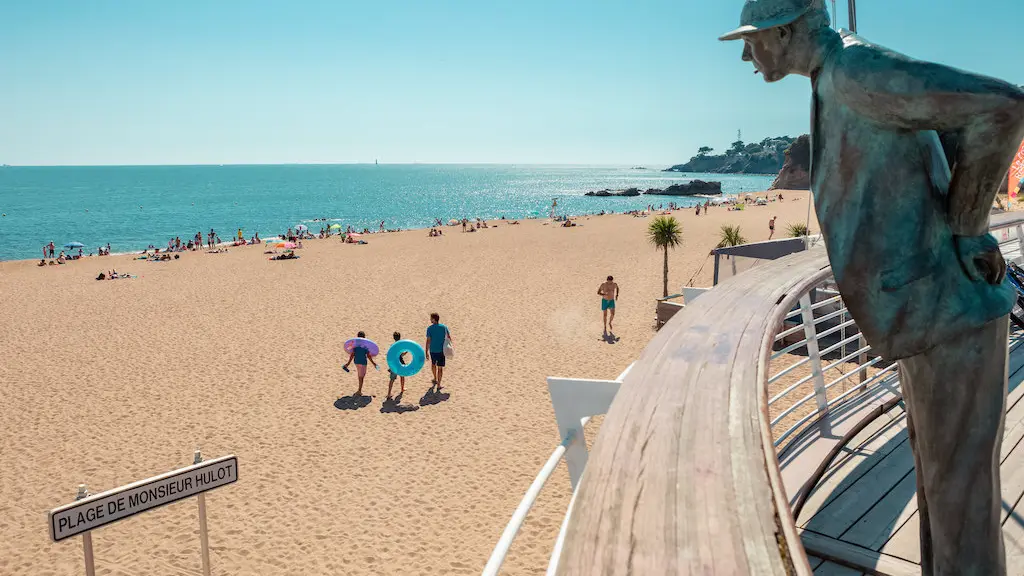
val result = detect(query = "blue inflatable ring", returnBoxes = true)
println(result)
[387,340,425,378]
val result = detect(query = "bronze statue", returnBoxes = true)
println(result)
[721,1,1024,573]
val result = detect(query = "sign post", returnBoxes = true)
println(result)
[49,454,237,575]
[194,450,212,576]
[76,485,96,576]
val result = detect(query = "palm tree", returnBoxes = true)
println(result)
[648,216,683,297]
[717,224,746,248]
[786,222,810,237]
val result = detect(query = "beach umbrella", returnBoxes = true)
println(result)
[347,232,363,238]
[449,219,459,225]
[296,224,308,232]
[64,241,85,248]
[329,224,342,230]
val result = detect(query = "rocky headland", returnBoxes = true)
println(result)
[770,134,810,190]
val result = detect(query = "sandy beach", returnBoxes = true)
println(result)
[0,191,817,575]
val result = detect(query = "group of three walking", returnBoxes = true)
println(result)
[343,312,452,398]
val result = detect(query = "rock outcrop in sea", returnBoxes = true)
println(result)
[769,134,811,190]
[584,187,642,197]
[645,180,722,196]
[583,181,722,197]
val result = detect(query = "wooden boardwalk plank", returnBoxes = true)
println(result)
[842,470,917,551]
[1004,514,1024,576]
[779,384,902,503]
[814,560,866,575]
[999,347,1024,462]
[804,440,913,538]
[801,530,919,576]
[879,513,920,564]
[796,412,908,527]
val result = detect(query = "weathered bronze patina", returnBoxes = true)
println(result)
[722,1,1024,574]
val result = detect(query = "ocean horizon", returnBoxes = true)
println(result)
[0,164,774,261]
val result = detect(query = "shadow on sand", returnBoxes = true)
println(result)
[381,393,420,414]
[419,387,451,406]
[334,394,373,411]
[602,332,620,344]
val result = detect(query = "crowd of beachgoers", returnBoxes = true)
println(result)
[28,192,795,272]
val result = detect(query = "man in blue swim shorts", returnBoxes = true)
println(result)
[425,312,451,391]
[598,275,619,334]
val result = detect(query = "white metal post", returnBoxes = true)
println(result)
[77,485,96,576]
[548,378,622,489]
[1015,224,1024,261]
[800,295,829,414]
[194,450,212,576]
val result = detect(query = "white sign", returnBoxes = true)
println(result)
[49,455,237,542]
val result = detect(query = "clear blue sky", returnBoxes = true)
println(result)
[1,1,1020,166]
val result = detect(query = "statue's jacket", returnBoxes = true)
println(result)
[809,31,1021,359]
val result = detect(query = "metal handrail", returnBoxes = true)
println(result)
[773,367,900,448]
[486,360,629,575]
[482,433,574,576]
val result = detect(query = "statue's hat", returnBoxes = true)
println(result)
[719,0,822,41]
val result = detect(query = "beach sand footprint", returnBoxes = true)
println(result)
[334,394,373,410]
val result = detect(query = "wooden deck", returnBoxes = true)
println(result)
[787,334,1024,575]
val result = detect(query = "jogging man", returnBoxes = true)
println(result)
[598,275,619,333]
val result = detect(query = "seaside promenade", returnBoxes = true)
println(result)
[1,191,814,575]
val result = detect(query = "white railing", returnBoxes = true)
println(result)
[481,363,634,576]
[768,213,1024,453]
[766,278,901,452]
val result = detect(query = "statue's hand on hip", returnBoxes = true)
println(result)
[954,234,1006,285]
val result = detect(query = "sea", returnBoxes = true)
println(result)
[0,164,774,261]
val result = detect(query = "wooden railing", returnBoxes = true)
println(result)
[553,247,830,575]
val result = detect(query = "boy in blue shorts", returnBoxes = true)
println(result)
[342,331,378,396]
[387,331,407,399]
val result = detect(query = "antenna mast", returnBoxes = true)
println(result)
[848,0,857,32]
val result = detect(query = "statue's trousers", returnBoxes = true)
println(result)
[899,314,1009,576]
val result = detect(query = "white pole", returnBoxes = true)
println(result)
[76,485,96,576]
[194,450,212,576]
